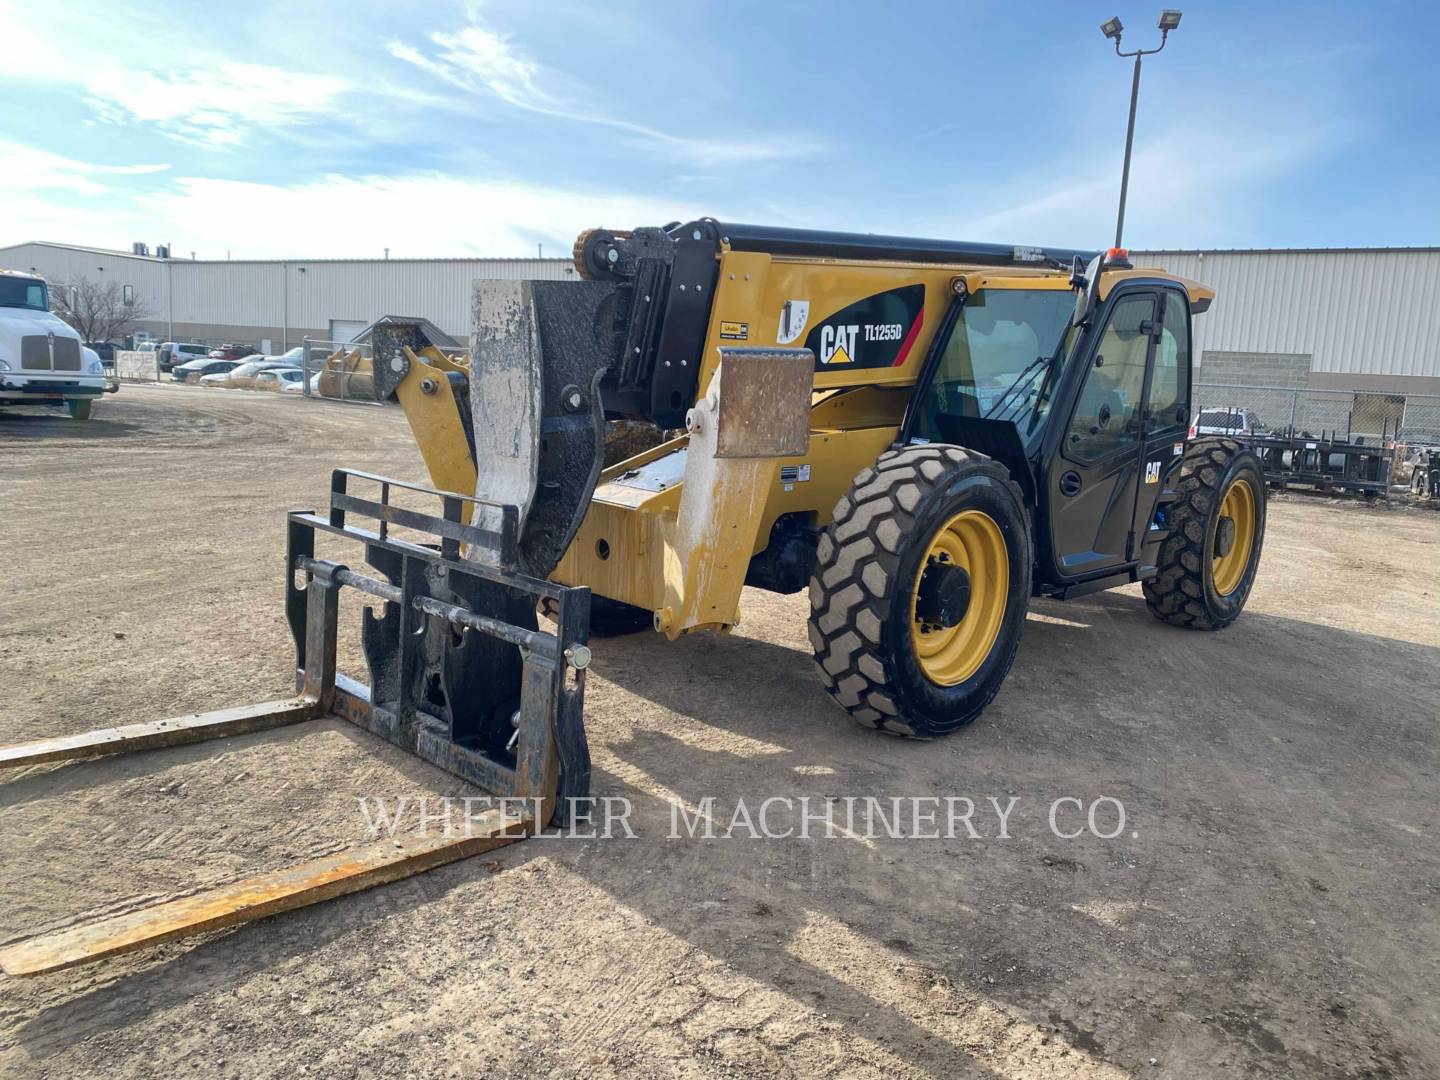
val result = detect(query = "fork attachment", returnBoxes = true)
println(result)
[0,470,592,976]
[287,468,593,825]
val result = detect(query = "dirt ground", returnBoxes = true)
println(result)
[1,385,1437,1079]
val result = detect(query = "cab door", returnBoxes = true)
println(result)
[1132,288,1194,572]
[1045,288,1158,577]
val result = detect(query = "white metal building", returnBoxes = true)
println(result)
[0,241,575,350]
[3,241,1437,399]
[1133,247,1440,396]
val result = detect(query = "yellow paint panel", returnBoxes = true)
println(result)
[395,346,477,496]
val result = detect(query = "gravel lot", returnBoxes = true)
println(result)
[1,385,1437,1079]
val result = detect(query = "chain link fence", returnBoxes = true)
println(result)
[1193,383,1419,443]
[1400,395,1440,446]
[1193,382,1440,497]
[298,338,377,404]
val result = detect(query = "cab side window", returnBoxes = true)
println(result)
[1146,290,1190,433]
[1066,293,1155,462]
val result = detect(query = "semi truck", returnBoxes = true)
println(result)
[0,269,116,420]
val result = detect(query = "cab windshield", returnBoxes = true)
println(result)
[911,287,1078,449]
[0,277,49,311]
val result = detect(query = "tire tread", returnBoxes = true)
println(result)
[1142,437,1259,629]
[809,444,1027,736]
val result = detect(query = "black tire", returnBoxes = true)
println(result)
[67,398,93,421]
[808,444,1032,738]
[539,594,653,637]
[1143,437,1266,629]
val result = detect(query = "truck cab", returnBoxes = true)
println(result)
[0,270,114,420]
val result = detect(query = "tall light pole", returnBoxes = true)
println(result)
[1102,10,1182,248]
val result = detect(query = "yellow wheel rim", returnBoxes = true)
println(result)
[1211,477,1256,596]
[910,509,1009,686]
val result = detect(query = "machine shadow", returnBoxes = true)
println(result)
[559,589,1439,1072]
[0,412,140,439]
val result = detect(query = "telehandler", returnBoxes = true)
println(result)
[391,219,1264,737]
[0,220,1264,975]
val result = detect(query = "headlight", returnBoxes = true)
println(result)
[88,360,105,374]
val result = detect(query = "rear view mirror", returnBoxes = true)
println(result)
[1072,254,1105,326]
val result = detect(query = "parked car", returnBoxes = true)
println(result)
[1194,408,1265,437]
[172,357,240,383]
[208,343,259,362]
[199,358,299,389]
[256,367,306,391]
[266,346,305,366]
[245,346,307,372]
[84,342,117,369]
[159,342,212,372]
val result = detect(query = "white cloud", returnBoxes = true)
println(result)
[0,0,350,147]
[81,63,350,148]
[392,25,548,112]
[387,21,822,166]
[0,141,166,248]
[0,140,168,196]
[126,172,711,258]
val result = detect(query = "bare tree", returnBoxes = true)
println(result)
[49,277,154,343]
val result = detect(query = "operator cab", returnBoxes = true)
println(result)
[904,251,1211,597]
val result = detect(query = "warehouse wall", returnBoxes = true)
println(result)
[1133,248,1440,392]
[0,243,575,347]
[1198,351,1313,389]
[0,242,169,315]
[166,257,575,339]
[8,241,1439,392]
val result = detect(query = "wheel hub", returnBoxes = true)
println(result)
[1211,478,1257,597]
[915,559,971,629]
[909,509,1009,687]
[1215,515,1237,558]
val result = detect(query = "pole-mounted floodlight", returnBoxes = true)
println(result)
[1101,10,1183,247]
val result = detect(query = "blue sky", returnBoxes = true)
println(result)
[4,0,1437,258]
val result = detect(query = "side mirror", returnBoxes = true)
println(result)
[1071,254,1105,326]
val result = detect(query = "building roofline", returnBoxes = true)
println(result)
[0,241,173,262]
[0,240,573,266]
[10,238,1440,264]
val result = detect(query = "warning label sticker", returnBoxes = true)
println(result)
[778,300,810,344]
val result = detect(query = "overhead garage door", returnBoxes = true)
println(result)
[329,319,367,345]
